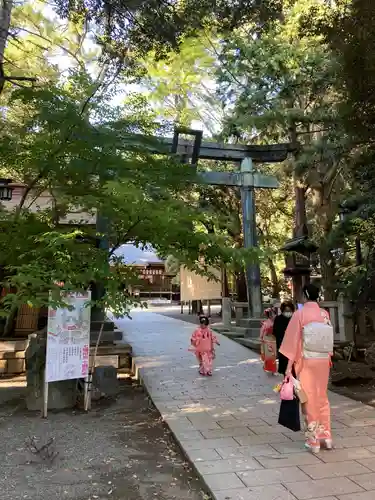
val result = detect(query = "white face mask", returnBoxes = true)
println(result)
[283,312,293,318]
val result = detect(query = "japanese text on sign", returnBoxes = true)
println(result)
[45,292,91,383]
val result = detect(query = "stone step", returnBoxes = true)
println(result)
[238,318,262,329]
[0,350,25,360]
[90,344,132,356]
[221,329,245,339]
[244,327,261,339]
[90,329,123,344]
[214,325,260,339]
[0,339,29,352]
[234,337,261,352]
[0,358,26,374]
[90,320,115,332]
[214,325,248,338]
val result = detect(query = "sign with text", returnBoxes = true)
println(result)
[46,292,91,383]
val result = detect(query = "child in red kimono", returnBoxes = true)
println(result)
[190,316,220,376]
[260,307,277,374]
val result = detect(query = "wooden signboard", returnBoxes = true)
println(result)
[180,267,221,301]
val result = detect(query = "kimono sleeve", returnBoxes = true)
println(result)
[259,321,267,340]
[279,311,303,363]
[191,329,200,346]
[210,330,219,345]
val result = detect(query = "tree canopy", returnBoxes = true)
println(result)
[1,0,374,335]
[0,1,257,330]
[53,0,283,57]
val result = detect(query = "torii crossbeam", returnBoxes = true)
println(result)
[95,128,289,324]
[171,128,289,318]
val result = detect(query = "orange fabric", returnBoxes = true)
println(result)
[299,358,331,434]
[279,302,330,375]
[279,302,331,438]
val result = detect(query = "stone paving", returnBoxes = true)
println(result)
[115,310,375,500]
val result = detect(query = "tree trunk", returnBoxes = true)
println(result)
[294,182,308,238]
[268,256,280,299]
[0,0,13,94]
[289,121,309,302]
[236,270,247,302]
[312,183,337,300]
[289,121,308,239]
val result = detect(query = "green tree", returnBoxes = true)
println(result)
[53,0,283,58]
[313,0,375,308]
[0,75,256,334]
[216,0,348,299]
[141,34,222,134]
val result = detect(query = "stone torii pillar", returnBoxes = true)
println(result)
[199,158,279,318]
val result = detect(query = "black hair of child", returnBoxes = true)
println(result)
[199,315,209,326]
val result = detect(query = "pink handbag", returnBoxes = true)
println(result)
[280,377,294,401]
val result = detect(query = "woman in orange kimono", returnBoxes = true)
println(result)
[280,284,332,454]
[260,307,277,374]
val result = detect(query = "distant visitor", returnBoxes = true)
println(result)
[260,307,278,374]
[273,301,295,375]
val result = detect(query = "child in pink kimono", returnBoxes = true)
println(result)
[280,284,333,454]
[190,316,220,376]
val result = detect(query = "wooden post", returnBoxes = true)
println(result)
[338,294,352,342]
[42,371,48,418]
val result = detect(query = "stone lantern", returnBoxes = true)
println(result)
[281,234,318,303]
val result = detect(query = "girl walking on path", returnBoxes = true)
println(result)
[280,284,333,454]
[273,301,295,375]
[190,316,220,376]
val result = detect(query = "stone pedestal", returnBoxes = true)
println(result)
[25,331,77,411]
[92,366,119,398]
[238,318,262,339]
[222,298,232,328]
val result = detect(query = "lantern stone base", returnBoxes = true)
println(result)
[26,378,77,412]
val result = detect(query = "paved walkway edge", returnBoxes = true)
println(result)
[131,359,215,499]
[115,312,375,500]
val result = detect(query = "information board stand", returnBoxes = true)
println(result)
[43,291,91,418]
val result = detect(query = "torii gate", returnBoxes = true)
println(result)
[93,128,289,333]
[170,128,289,318]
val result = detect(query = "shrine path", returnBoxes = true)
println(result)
[115,310,375,500]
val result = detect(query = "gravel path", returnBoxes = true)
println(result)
[0,378,210,500]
